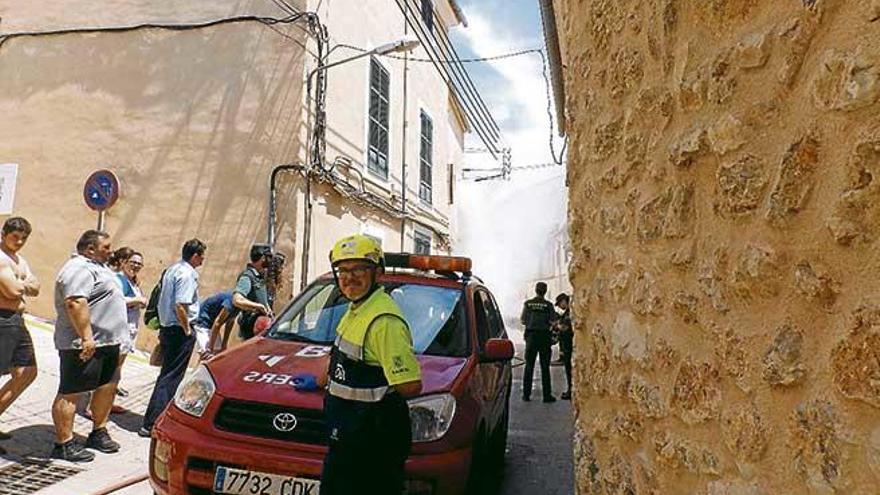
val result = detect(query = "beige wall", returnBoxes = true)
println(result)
[0,0,465,318]
[0,1,310,317]
[555,0,880,493]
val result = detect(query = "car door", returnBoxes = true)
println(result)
[480,290,511,424]
[473,288,506,425]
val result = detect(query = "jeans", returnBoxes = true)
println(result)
[142,325,195,429]
[522,332,553,400]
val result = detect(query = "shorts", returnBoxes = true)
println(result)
[0,310,36,374]
[58,345,120,395]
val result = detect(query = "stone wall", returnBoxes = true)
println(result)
[554,0,880,493]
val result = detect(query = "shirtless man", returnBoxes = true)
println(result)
[0,217,40,450]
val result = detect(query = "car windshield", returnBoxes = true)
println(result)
[266,281,469,357]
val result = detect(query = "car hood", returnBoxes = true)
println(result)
[206,337,468,409]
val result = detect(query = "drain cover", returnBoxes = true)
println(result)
[0,460,83,494]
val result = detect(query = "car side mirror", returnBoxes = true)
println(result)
[255,315,273,336]
[482,338,514,362]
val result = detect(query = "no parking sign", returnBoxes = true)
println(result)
[83,169,120,211]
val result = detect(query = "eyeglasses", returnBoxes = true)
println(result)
[334,265,374,278]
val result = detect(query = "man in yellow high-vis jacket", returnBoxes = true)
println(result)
[321,234,422,495]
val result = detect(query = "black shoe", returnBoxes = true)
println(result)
[51,440,95,462]
[543,396,557,403]
[0,430,11,440]
[137,427,152,438]
[521,396,530,402]
[561,391,571,400]
[86,428,120,453]
[116,387,129,398]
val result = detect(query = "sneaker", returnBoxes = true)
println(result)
[86,428,120,453]
[51,440,95,462]
[542,396,557,403]
[521,396,531,402]
[137,427,152,438]
[116,387,129,398]
[561,391,571,400]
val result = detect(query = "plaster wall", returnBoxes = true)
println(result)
[554,0,880,493]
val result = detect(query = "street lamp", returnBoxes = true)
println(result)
[300,34,421,289]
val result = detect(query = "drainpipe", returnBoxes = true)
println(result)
[267,164,306,247]
[399,19,410,251]
[538,0,567,137]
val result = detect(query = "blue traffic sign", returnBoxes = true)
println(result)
[83,169,120,211]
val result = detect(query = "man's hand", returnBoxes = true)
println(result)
[80,338,96,361]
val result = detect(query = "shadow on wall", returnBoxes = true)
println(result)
[0,20,311,312]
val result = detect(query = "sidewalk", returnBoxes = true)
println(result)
[0,316,158,495]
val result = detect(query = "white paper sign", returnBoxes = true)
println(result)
[0,164,18,215]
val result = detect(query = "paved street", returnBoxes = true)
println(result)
[498,333,574,495]
[0,319,573,495]
[0,316,157,495]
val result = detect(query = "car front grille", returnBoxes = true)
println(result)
[214,399,327,445]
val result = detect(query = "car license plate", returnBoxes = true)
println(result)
[214,466,320,495]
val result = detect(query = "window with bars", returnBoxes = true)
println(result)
[421,0,434,33]
[367,58,390,180]
[419,111,433,204]
[414,229,432,255]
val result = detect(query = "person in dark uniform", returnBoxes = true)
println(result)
[232,243,273,340]
[320,234,422,495]
[520,282,558,403]
[555,293,573,400]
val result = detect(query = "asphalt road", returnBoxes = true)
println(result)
[496,357,574,495]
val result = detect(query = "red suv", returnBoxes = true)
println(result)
[149,253,514,495]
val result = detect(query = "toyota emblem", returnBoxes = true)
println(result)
[273,412,298,432]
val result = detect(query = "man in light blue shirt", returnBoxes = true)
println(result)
[140,239,206,436]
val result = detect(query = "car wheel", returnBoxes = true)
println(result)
[465,427,489,495]
[487,409,509,470]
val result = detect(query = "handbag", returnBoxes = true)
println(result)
[149,342,164,366]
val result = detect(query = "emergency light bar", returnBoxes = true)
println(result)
[385,253,473,274]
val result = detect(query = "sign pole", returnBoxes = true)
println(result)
[97,211,106,231]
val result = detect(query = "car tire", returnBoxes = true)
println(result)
[487,409,509,470]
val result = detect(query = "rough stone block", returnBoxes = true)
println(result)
[766,135,820,226]
[652,338,681,369]
[715,154,768,218]
[637,184,695,242]
[762,323,807,387]
[609,47,646,99]
[611,311,649,360]
[828,138,880,245]
[830,306,880,408]
[793,261,839,307]
[812,49,880,112]
[698,248,731,313]
[730,244,781,300]
[598,205,630,238]
[592,118,624,160]
[789,399,842,492]
[631,270,663,317]
[706,480,764,495]
[722,405,769,463]
[672,291,699,324]
[715,327,751,392]
[653,432,722,475]
[672,360,722,424]
[708,52,737,105]
[733,32,772,69]
[627,373,667,419]
[708,114,747,155]
[776,12,822,88]
[669,127,707,168]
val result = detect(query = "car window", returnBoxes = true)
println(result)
[482,291,506,339]
[267,281,469,357]
[473,290,492,346]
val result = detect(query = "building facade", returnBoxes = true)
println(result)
[0,0,469,318]
[550,0,880,493]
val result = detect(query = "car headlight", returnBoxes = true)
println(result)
[408,393,456,442]
[174,365,216,417]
